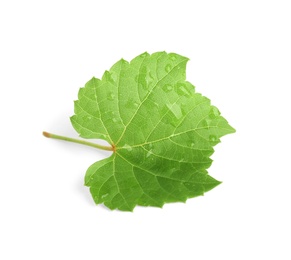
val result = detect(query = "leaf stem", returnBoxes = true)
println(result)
[43,131,114,151]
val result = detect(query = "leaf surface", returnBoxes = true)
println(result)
[71,52,235,211]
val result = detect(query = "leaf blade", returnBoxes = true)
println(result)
[73,51,235,211]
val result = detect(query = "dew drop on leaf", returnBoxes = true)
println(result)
[162,84,173,92]
[123,144,133,151]
[165,64,172,73]
[169,54,177,61]
[84,115,92,120]
[209,106,221,118]
[125,99,139,109]
[103,71,115,84]
[144,143,153,151]
[201,118,212,128]
[209,135,218,142]
[146,150,153,158]
[146,72,155,86]
[166,103,183,120]
[139,52,148,58]
[175,83,191,97]
[99,134,107,139]
[107,92,115,101]
[101,193,109,199]
[140,80,149,90]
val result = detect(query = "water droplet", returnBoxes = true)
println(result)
[123,144,132,151]
[146,150,153,157]
[202,119,212,128]
[165,64,172,73]
[148,72,154,80]
[162,84,173,92]
[167,103,183,120]
[209,135,218,142]
[175,83,191,97]
[107,92,115,101]
[103,71,115,84]
[112,118,119,123]
[101,193,109,199]
[126,99,139,109]
[169,54,177,61]
[145,72,155,87]
[190,142,195,148]
[83,116,92,122]
[137,67,150,90]
[144,143,153,151]
[209,106,221,119]
[139,52,148,58]
[139,80,148,90]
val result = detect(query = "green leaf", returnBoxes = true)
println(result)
[70,51,235,211]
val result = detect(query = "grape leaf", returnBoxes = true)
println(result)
[70,51,235,211]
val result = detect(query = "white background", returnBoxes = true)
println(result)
[1,0,290,259]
